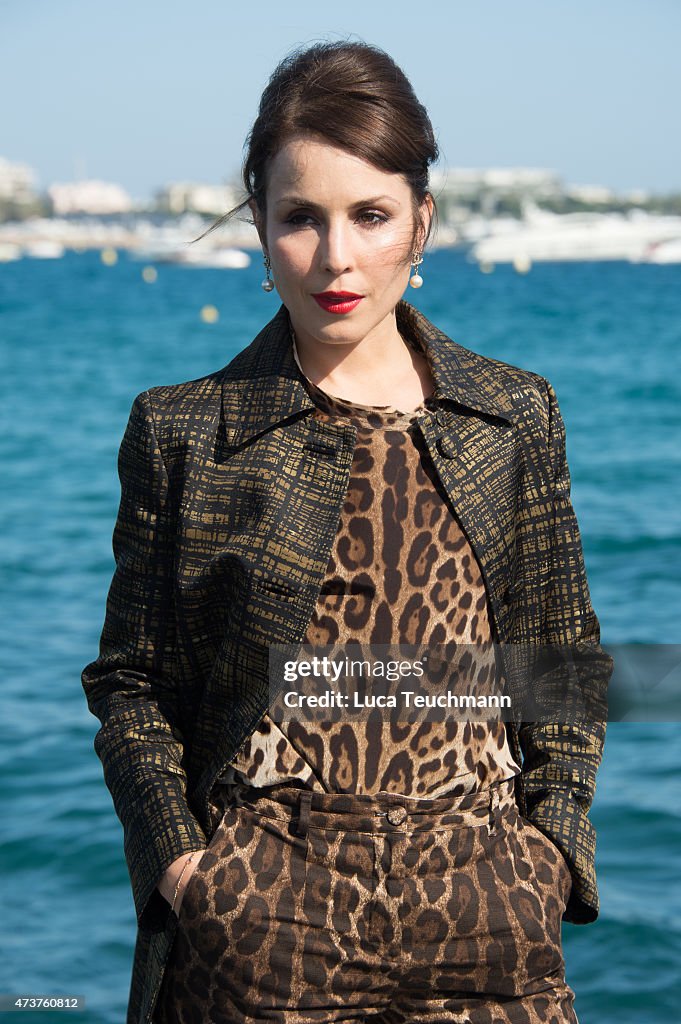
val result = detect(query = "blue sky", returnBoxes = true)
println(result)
[2,0,679,201]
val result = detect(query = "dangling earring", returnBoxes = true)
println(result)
[261,253,274,292]
[409,250,424,289]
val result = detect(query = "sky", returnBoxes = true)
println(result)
[1,0,680,202]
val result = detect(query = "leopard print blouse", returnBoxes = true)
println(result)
[223,350,520,799]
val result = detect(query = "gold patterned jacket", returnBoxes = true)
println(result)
[82,300,613,1024]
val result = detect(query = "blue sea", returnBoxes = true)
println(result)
[1,249,679,1022]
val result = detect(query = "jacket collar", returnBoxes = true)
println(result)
[220,301,515,446]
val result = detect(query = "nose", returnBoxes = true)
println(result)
[320,220,353,277]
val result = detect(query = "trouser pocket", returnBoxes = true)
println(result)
[515,810,573,907]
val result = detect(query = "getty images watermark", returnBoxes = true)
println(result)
[265,643,681,724]
[278,651,511,712]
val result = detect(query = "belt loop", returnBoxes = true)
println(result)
[487,785,502,836]
[296,790,313,838]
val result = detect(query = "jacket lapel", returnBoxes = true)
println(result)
[218,301,521,619]
[219,306,314,449]
[219,301,518,443]
[419,407,520,620]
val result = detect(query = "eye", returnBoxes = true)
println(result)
[358,210,388,227]
[285,212,316,227]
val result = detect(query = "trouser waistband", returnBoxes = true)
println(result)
[218,774,519,840]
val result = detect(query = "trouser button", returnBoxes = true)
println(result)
[386,805,407,826]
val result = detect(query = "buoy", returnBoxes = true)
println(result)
[513,254,531,274]
[200,304,219,323]
[101,247,118,266]
[142,266,158,283]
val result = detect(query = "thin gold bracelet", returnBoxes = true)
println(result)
[171,851,200,912]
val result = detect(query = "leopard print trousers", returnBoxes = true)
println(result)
[155,777,577,1023]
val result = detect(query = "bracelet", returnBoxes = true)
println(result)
[171,851,200,912]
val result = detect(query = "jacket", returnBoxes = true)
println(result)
[81,300,613,1024]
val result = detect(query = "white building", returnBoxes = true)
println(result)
[431,167,562,200]
[156,182,239,216]
[430,167,563,225]
[48,180,133,215]
[0,157,38,203]
[566,184,616,204]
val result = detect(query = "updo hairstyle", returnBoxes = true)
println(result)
[205,40,439,251]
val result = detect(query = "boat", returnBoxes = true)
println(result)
[0,242,21,262]
[638,237,681,264]
[134,244,251,269]
[178,247,251,269]
[23,241,65,259]
[471,203,681,265]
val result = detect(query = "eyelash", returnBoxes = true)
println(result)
[286,211,388,228]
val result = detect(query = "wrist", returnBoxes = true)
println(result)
[171,850,201,912]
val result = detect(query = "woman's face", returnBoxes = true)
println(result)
[254,134,431,351]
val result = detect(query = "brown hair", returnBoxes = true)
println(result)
[202,40,438,250]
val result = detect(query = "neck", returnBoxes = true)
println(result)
[290,309,434,409]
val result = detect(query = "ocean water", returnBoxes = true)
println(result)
[0,248,679,1022]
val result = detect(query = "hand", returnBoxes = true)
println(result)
[156,849,205,914]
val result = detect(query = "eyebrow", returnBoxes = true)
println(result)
[275,194,401,208]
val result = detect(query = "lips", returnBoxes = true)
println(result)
[312,292,364,314]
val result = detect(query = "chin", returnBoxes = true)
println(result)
[312,320,371,345]
[290,306,364,341]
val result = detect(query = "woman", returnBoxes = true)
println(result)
[82,41,613,1024]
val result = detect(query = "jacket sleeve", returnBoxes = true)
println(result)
[518,378,614,925]
[81,390,207,932]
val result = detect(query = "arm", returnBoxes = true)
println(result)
[519,379,614,924]
[81,391,207,932]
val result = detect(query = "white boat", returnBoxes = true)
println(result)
[639,237,681,264]
[179,247,251,269]
[0,242,21,262]
[135,244,251,269]
[471,203,681,265]
[23,240,65,259]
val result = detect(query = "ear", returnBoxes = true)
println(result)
[418,193,435,249]
[248,199,267,251]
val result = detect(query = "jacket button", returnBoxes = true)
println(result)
[437,436,457,459]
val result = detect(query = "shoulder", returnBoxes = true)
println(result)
[401,302,554,433]
[144,368,225,421]
[133,306,292,430]
[463,344,554,431]
[125,368,225,455]
[460,340,550,397]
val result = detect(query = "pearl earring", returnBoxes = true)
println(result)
[409,250,424,289]
[261,253,274,292]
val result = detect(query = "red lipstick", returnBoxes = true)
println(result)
[312,291,363,314]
